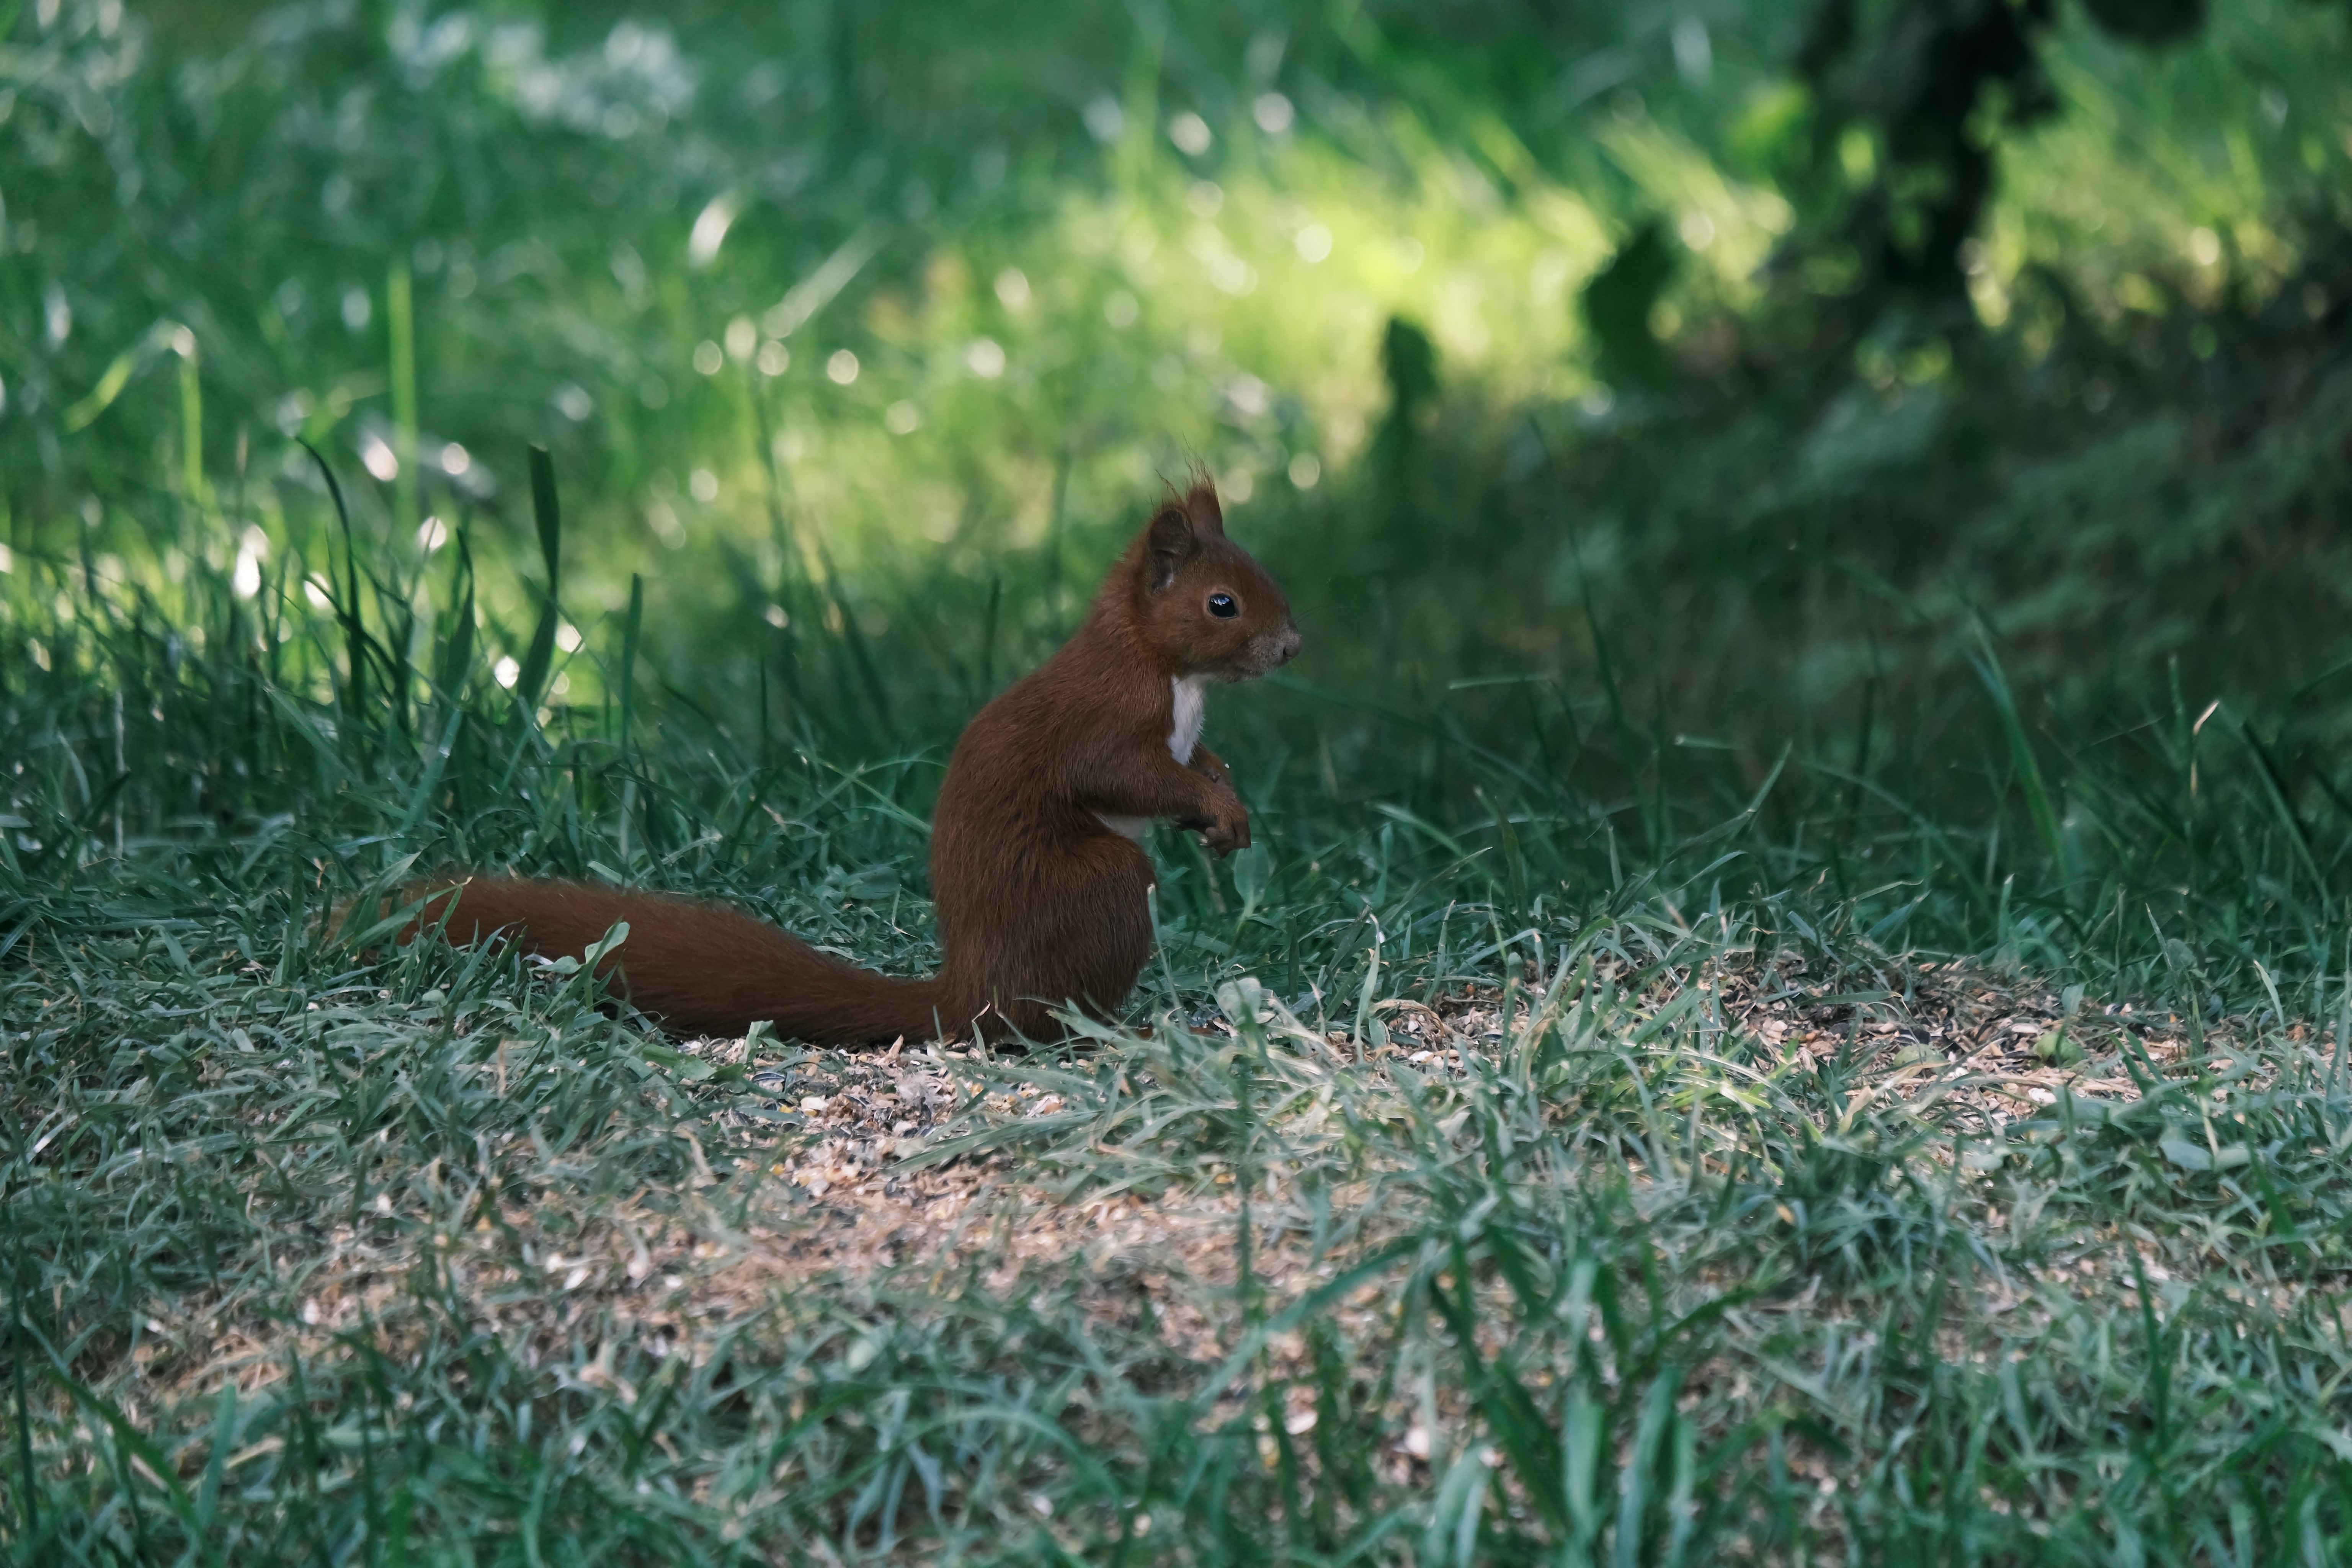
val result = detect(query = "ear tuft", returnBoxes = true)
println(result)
[1184,480,1224,536]
[1145,502,1196,592]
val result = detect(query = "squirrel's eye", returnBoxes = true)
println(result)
[1207,592,1239,619]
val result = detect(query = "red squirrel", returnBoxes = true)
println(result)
[407,481,1300,1045]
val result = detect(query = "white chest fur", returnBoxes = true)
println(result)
[1168,675,1207,764]
[1095,677,1210,843]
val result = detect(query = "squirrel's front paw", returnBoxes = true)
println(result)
[1199,795,1251,857]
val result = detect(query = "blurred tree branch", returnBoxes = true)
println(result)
[1794,0,2207,327]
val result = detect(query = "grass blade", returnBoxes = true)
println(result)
[512,444,565,718]
[1971,625,2068,894]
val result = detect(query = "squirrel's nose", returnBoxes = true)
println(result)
[1272,625,1303,665]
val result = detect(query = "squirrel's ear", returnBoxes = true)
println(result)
[1184,481,1224,536]
[1145,502,1197,593]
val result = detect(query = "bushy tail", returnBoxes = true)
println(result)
[405,877,955,1045]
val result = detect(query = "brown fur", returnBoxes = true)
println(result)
[407,481,1299,1045]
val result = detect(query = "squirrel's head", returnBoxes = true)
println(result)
[1125,482,1301,681]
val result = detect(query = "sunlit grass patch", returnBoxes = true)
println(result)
[14,874,2352,1560]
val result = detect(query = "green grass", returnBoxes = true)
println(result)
[8,436,2352,1561]
[9,0,2352,1561]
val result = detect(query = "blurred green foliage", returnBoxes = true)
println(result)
[2,0,2345,760]
[0,0,2346,956]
